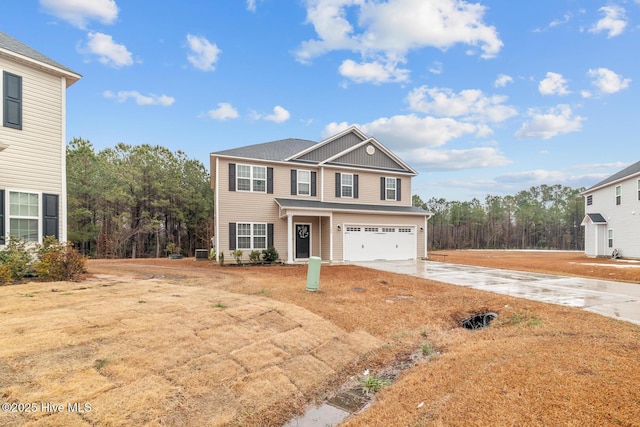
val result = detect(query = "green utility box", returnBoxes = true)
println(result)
[306,256,321,291]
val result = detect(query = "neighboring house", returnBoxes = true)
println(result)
[0,31,81,246]
[210,126,432,263]
[581,160,640,258]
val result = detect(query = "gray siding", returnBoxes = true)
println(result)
[298,133,364,162]
[329,144,407,171]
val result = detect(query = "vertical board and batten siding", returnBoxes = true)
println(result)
[332,212,425,262]
[0,57,66,242]
[322,166,410,206]
[585,177,640,258]
[297,132,364,162]
[329,144,407,171]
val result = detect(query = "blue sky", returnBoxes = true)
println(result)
[2,0,638,201]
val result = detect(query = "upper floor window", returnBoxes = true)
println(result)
[9,191,38,242]
[341,173,353,198]
[586,195,593,206]
[385,177,397,200]
[3,71,22,130]
[380,177,401,201]
[297,170,311,196]
[237,164,266,193]
[637,180,640,201]
[615,185,621,206]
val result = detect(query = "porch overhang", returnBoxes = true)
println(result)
[581,213,607,226]
[275,198,432,218]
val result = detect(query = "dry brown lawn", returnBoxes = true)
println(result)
[1,251,639,426]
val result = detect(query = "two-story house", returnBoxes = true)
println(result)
[581,160,640,258]
[0,32,81,247]
[210,126,432,263]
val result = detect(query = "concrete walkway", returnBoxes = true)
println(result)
[355,260,640,326]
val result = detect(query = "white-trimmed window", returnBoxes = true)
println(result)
[385,177,397,200]
[341,173,353,198]
[608,229,614,248]
[237,223,267,250]
[237,164,266,193]
[637,179,640,201]
[297,170,311,196]
[9,191,39,242]
[615,185,621,206]
[586,195,593,206]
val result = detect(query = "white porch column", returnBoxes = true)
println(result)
[287,214,293,264]
[329,214,333,263]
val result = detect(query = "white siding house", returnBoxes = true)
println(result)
[581,161,640,258]
[0,32,81,246]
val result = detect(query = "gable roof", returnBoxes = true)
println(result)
[584,160,640,193]
[0,31,81,87]
[212,126,417,174]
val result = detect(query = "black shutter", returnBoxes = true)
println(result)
[229,223,236,250]
[397,178,401,201]
[291,170,297,195]
[353,174,359,199]
[229,164,236,191]
[42,194,59,240]
[267,167,274,194]
[335,173,341,198]
[267,223,274,247]
[3,72,22,130]
[0,189,4,245]
[380,177,386,200]
[311,172,317,197]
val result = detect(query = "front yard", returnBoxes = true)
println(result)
[1,253,639,426]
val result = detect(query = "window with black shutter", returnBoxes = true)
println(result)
[3,72,22,130]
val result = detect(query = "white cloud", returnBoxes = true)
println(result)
[207,103,239,120]
[40,0,118,29]
[323,114,485,148]
[296,0,502,82]
[494,74,513,88]
[247,0,257,12]
[549,12,572,28]
[252,106,291,123]
[406,86,518,123]
[587,68,631,94]
[538,72,570,96]
[428,61,443,75]
[338,59,409,84]
[103,90,174,106]
[186,34,221,71]
[399,147,511,170]
[82,32,133,68]
[589,5,627,38]
[264,106,291,123]
[515,104,584,140]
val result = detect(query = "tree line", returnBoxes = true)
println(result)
[67,138,214,258]
[66,138,585,257]
[413,184,585,251]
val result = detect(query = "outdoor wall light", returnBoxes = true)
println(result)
[337,224,342,231]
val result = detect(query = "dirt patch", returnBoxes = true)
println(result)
[1,253,639,426]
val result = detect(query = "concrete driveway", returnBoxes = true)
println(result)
[355,260,640,326]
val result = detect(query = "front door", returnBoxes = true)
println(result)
[295,223,311,259]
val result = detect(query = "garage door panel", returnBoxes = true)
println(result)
[344,225,415,262]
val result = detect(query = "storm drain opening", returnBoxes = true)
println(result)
[461,312,498,330]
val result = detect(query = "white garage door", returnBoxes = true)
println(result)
[343,225,415,261]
